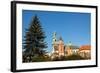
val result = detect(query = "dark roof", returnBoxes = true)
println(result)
[59,36,63,41]
[66,45,79,49]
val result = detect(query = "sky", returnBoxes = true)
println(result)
[22,10,91,53]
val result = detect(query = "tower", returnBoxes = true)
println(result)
[52,32,58,53]
[58,36,64,56]
[52,32,57,44]
[51,32,65,59]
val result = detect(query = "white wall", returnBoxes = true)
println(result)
[0,0,99,73]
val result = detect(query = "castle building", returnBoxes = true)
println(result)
[51,32,79,59]
[51,32,91,60]
[65,43,79,56]
[79,45,91,59]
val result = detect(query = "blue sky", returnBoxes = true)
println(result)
[22,10,91,53]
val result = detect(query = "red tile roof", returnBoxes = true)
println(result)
[79,45,91,51]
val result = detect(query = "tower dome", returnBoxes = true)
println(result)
[67,41,72,46]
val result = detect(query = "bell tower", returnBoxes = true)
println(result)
[52,32,58,53]
[58,36,64,56]
[52,32,57,44]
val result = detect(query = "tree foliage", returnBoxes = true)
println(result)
[23,15,47,62]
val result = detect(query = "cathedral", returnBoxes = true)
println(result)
[50,32,91,60]
[51,32,79,59]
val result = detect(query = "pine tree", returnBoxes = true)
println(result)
[23,15,47,62]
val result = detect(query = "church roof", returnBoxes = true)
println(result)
[66,45,79,49]
[79,45,91,51]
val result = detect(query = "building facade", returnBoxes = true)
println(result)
[51,32,80,59]
[51,32,91,60]
[79,45,91,59]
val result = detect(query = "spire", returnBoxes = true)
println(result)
[58,36,64,45]
[52,32,57,44]
[59,36,63,41]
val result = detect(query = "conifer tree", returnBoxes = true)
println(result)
[23,15,47,61]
